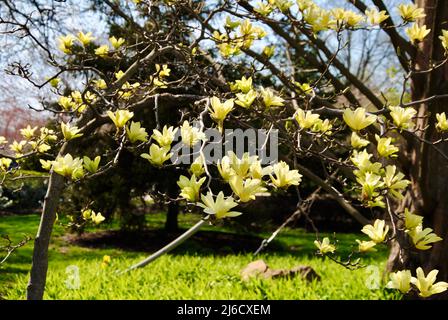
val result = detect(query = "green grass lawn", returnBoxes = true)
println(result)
[0,213,401,300]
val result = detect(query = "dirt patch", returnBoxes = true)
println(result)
[63,229,284,254]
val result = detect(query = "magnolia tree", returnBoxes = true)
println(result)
[1,0,448,300]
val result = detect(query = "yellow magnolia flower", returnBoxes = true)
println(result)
[155,64,171,78]
[141,144,171,167]
[314,9,332,32]
[397,4,426,22]
[350,149,382,173]
[311,118,333,135]
[58,96,75,111]
[39,159,53,171]
[209,97,234,131]
[0,158,12,172]
[152,125,178,147]
[40,127,57,142]
[107,110,134,128]
[239,19,254,37]
[150,76,168,88]
[389,106,417,129]
[91,211,105,225]
[93,79,107,90]
[177,174,206,202]
[58,34,75,54]
[218,43,241,58]
[270,161,302,188]
[27,141,47,153]
[52,154,84,180]
[109,36,125,49]
[0,136,7,145]
[77,31,95,46]
[180,121,206,147]
[440,29,448,50]
[228,152,257,178]
[350,132,370,149]
[331,8,364,27]
[82,209,93,220]
[365,8,389,25]
[249,161,272,180]
[435,112,448,131]
[314,237,336,254]
[361,219,389,243]
[387,270,412,294]
[294,82,313,94]
[48,78,60,88]
[229,175,267,202]
[343,10,364,27]
[356,240,377,253]
[83,156,101,174]
[118,82,140,100]
[189,157,205,177]
[198,191,242,219]
[70,91,82,105]
[115,70,125,80]
[217,156,234,181]
[404,208,423,231]
[61,122,83,141]
[235,90,258,109]
[34,142,51,153]
[20,125,37,140]
[234,76,253,93]
[412,268,448,298]
[405,24,431,43]
[294,109,320,129]
[262,45,275,58]
[343,107,377,131]
[383,165,410,199]
[376,135,399,158]
[367,195,386,208]
[225,16,240,29]
[126,121,148,143]
[95,45,110,57]
[303,6,331,32]
[297,0,315,12]
[260,88,284,108]
[254,2,273,16]
[409,225,442,250]
[9,140,26,155]
[357,172,384,201]
[274,0,293,13]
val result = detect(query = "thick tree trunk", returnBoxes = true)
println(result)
[388,0,448,294]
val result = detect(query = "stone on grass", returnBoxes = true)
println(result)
[241,259,320,282]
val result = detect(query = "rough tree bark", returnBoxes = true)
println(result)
[388,0,448,292]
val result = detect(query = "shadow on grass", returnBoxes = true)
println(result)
[63,226,389,263]
[64,228,298,256]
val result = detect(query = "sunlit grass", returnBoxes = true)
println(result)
[0,214,400,300]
